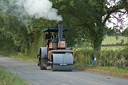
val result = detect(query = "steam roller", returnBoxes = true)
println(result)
[37,21,75,71]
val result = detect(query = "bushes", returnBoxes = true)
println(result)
[75,48,128,69]
[75,49,93,65]
[27,33,45,57]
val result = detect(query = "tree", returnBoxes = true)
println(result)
[51,0,124,50]
[122,0,128,13]
[122,28,128,36]
[0,15,4,28]
[0,0,127,53]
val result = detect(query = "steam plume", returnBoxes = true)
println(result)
[0,0,62,21]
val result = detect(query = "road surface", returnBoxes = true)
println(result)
[0,55,128,85]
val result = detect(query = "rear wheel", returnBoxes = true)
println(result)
[39,58,47,70]
[39,47,48,70]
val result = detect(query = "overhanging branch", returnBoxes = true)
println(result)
[103,4,124,25]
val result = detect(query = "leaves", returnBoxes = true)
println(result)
[0,0,127,53]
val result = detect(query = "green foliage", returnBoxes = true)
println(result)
[0,30,17,52]
[28,33,45,57]
[0,14,4,28]
[105,28,116,36]
[51,0,112,50]
[122,28,128,37]
[122,0,128,13]
[0,0,127,54]
[75,48,128,69]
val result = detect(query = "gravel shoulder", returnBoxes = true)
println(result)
[0,55,128,85]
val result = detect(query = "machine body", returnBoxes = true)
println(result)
[37,21,75,71]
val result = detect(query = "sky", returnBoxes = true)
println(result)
[105,0,128,32]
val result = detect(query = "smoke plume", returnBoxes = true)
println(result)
[0,0,62,22]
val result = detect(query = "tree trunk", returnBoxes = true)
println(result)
[93,39,102,51]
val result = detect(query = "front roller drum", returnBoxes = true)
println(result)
[52,64,73,71]
[52,54,73,71]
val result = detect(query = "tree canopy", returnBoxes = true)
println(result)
[0,0,128,54]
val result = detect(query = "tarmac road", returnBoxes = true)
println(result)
[0,55,128,85]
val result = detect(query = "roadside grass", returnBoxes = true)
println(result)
[75,47,128,79]
[74,63,128,79]
[0,51,38,63]
[0,67,30,85]
[9,54,38,63]
[102,36,128,45]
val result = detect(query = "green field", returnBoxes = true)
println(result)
[81,36,128,51]
[101,46,127,50]
[102,36,128,45]
[101,36,128,50]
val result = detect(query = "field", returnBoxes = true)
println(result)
[80,36,128,51]
[101,36,128,50]
[102,36,128,45]
[101,46,127,51]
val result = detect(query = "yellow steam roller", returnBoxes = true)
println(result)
[37,21,75,71]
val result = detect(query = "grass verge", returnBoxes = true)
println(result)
[0,51,38,63]
[74,63,128,79]
[0,67,30,85]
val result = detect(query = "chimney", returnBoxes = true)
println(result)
[58,21,63,41]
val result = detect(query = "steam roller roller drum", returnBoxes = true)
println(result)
[52,53,73,71]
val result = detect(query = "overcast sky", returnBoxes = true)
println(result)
[105,0,128,32]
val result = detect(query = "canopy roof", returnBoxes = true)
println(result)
[42,26,71,32]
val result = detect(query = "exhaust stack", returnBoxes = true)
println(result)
[58,21,66,48]
[58,21,63,41]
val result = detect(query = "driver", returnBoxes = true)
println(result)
[45,32,52,47]
[53,31,58,38]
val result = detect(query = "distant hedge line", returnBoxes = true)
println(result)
[75,47,128,69]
